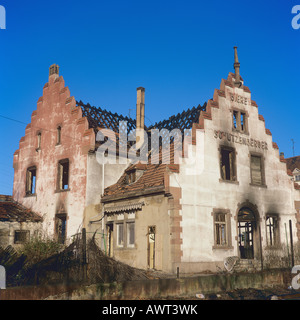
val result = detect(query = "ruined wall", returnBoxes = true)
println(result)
[171,73,299,273]
[12,70,95,240]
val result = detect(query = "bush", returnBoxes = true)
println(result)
[17,236,64,267]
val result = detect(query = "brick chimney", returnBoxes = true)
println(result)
[49,64,59,82]
[136,87,145,147]
[233,47,242,88]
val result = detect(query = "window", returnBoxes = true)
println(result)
[14,230,30,244]
[57,126,61,145]
[215,213,227,246]
[36,132,42,150]
[295,175,300,182]
[58,159,69,190]
[240,112,246,132]
[116,223,124,247]
[266,215,279,246]
[232,110,247,133]
[213,210,232,248]
[250,154,264,185]
[26,166,37,195]
[220,147,236,181]
[127,222,135,247]
[55,214,67,244]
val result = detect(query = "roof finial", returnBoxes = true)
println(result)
[233,46,242,87]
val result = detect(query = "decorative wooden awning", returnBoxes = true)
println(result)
[104,201,144,214]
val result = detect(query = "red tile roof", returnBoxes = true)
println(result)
[286,156,300,173]
[0,195,42,222]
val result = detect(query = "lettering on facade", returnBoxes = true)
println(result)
[229,93,248,105]
[214,130,268,150]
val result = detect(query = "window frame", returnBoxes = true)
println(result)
[212,209,233,249]
[14,230,30,244]
[250,153,266,187]
[116,223,124,248]
[25,166,37,196]
[126,221,135,248]
[265,214,280,247]
[57,159,70,192]
[219,146,237,183]
[232,109,248,134]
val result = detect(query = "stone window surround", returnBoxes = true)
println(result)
[212,208,234,250]
[230,107,249,135]
[249,152,267,188]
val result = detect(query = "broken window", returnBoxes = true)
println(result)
[220,147,236,181]
[26,166,37,195]
[266,215,279,246]
[240,112,246,132]
[55,213,67,244]
[127,222,135,247]
[250,155,264,185]
[116,223,124,247]
[14,230,30,244]
[58,159,69,190]
[232,110,247,133]
[233,110,238,129]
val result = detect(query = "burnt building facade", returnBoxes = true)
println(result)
[12,49,300,273]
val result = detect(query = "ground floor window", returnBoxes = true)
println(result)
[106,211,136,251]
[266,215,279,246]
[14,230,30,244]
[213,209,232,248]
[116,223,124,247]
[127,222,135,247]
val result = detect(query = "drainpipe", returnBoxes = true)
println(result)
[259,225,263,272]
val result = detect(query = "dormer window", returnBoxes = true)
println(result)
[125,165,145,185]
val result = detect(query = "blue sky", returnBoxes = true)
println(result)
[0,0,299,195]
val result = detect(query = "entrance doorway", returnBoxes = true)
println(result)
[238,208,256,259]
[106,223,114,257]
[147,226,156,269]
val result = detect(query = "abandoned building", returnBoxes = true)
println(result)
[0,195,42,247]
[286,156,300,186]
[11,48,300,273]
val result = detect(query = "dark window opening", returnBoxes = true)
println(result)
[266,215,279,246]
[232,110,247,133]
[233,111,238,129]
[26,167,37,195]
[14,230,30,244]
[220,148,236,181]
[57,126,61,145]
[37,132,41,150]
[241,112,246,132]
[55,214,67,244]
[58,159,69,190]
